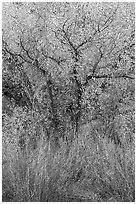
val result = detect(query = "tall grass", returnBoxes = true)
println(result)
[2,109,135,202]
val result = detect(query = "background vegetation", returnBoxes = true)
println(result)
[2,2,135,202]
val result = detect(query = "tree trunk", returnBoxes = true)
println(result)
[72,64,83,132]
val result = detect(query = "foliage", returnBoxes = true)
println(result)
[2,2,134,202]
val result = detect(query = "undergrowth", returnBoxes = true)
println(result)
[2,108,135,202]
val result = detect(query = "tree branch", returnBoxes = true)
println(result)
[94,74,134,80]
[85,73,134,85]
[2,39,32,64]
[41,49,63,66]
[20,38,34,61]
[54,20,79,61]
[100,6,118,32]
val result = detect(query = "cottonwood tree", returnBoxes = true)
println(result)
[2,2,135,146]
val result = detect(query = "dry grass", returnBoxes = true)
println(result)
[2,118,135,202]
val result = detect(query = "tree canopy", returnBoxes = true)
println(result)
[2,2,135,145]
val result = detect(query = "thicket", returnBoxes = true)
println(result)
[2,2,135,202]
